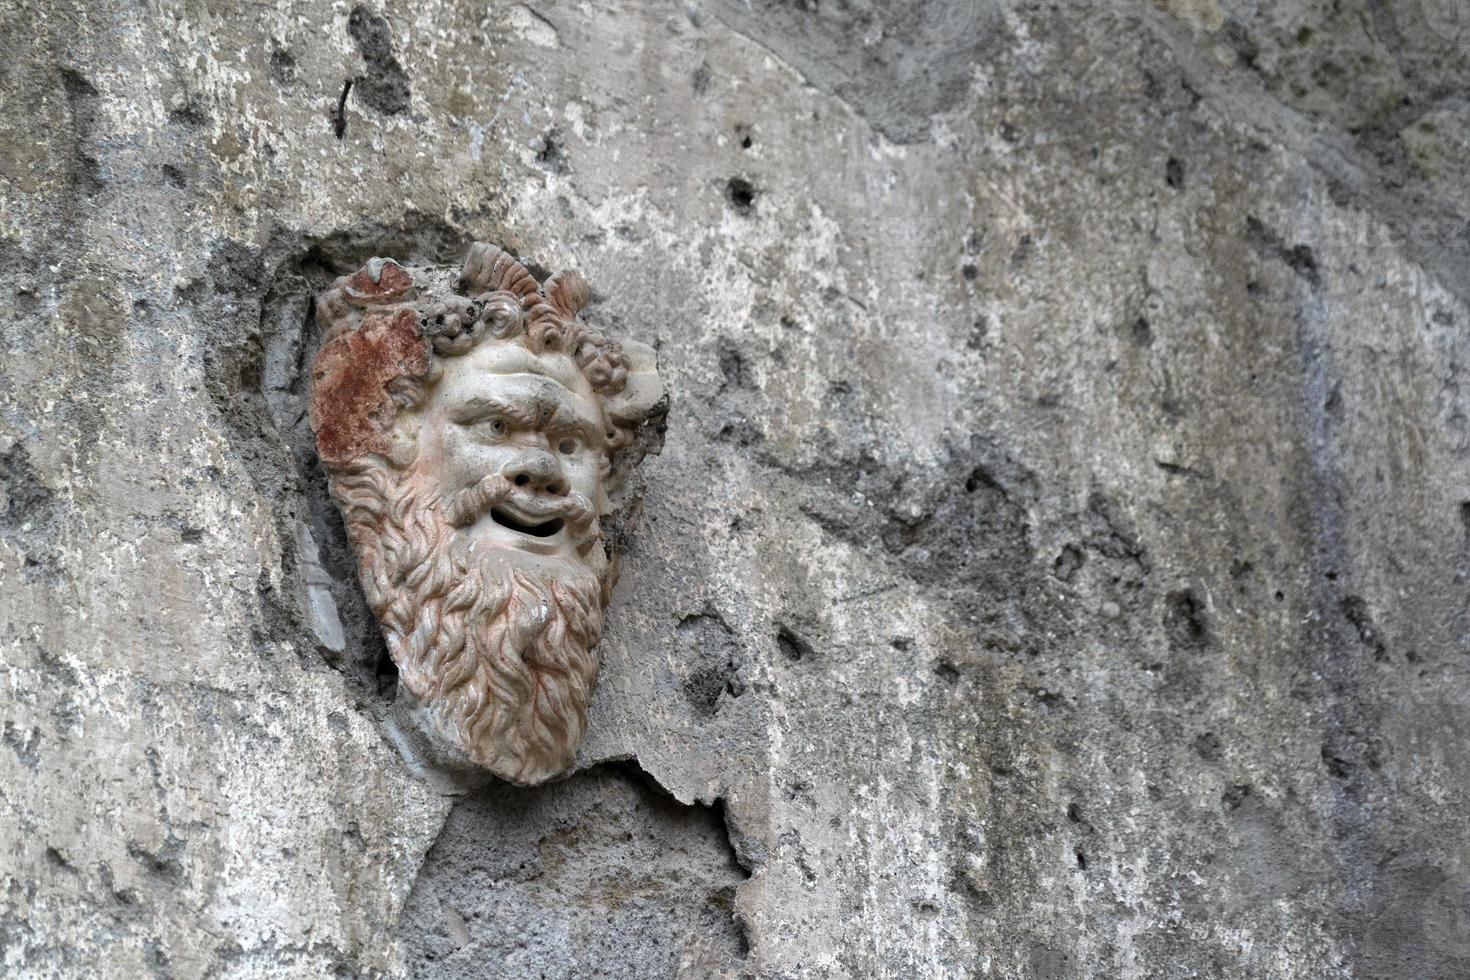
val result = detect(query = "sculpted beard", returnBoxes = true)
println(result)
[309,245,664,785]
[333,458,611,784]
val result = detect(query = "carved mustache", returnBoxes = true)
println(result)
[444,472,595,534]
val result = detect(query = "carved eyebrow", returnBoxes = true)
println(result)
[448,394,600,440]
[447,396,536,426]
[545,402,602,441]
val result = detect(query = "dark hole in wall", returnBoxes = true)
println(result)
[725,177,756,215]
[1129,316,1153,347]
[59,67,105,197]
[400,761,751,977]
[717,337,755,390]
[934,659,961,683]
[347,4,411,115]
[0,442,63,582]
[1244,215,1320,289]
[269,42,297,85]
[1165,156,1184,188]
[1193,731,1222,762]
[534,130,569,174]
[678,612,745,717]
[691,63,711,95]
[1163,588,1209,650]
[372,632,398,698]
[1339,594,1388,661]
[777,625,814,662]
[1052,544,1084,583]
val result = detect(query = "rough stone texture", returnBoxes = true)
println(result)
[2,0,1468,978]
[400,763,748,978]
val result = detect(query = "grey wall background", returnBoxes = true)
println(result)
[2,0,1469,976]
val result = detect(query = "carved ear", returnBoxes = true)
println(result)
[606,339,664,431]
[544,271,590,318]
[458,242,539,301]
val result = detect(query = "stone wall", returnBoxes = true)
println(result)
[2,0,1467,976]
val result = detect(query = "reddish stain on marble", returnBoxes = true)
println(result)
[310,307,427,465]
[343,261,413,304]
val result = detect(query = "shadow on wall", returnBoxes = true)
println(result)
[400,762,750,978]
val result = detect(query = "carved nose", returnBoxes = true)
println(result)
[506,451,568,496]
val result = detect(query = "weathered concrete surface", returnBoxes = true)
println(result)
[2,0,1468,977]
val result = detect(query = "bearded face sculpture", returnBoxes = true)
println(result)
[309,244,663,785]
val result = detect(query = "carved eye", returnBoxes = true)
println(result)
[479,417,509,438]
[557,436,580,455]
